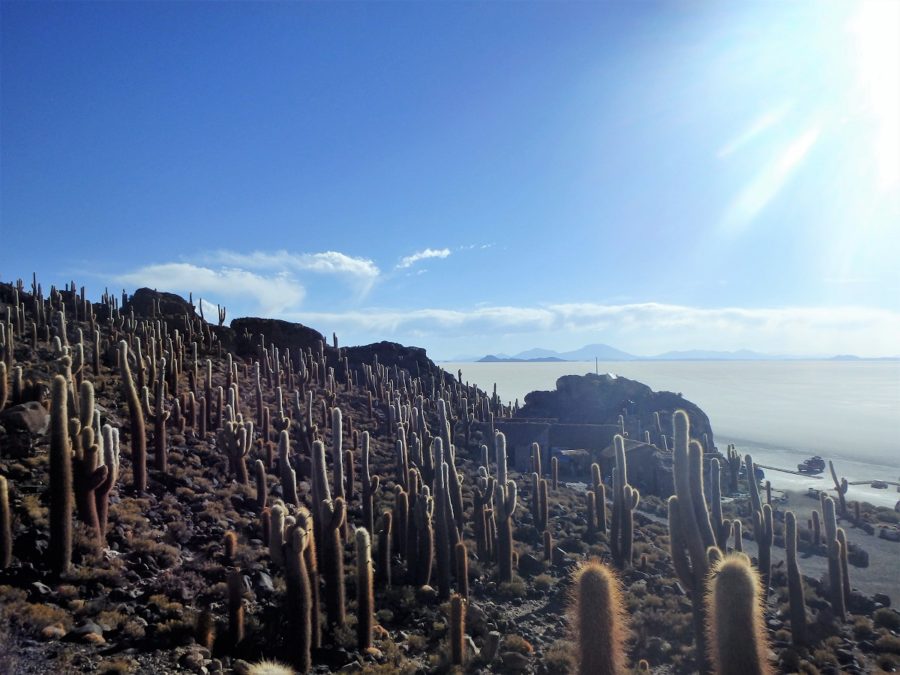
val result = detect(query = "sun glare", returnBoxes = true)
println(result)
[847,0,900,192]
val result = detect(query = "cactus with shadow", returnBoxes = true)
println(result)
[0,476,12,568]
[450,593,466,666]
[321,497,346,630]
[356,527,375,652]
[285,522,313,673]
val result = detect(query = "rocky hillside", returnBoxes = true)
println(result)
[0,278,897,675]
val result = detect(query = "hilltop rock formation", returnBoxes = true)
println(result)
[518,372,715,449]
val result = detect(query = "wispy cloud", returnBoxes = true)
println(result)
[200,249,380,294]
[285,302,900,357]
[396,248,451,269]
[117,262,304,315]
[720,125,821,235]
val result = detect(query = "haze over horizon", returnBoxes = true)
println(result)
[2,1,898,360]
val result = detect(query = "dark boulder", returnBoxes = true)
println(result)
[123,288,196,319]
[518,372,715,448]
[229,318,326,357]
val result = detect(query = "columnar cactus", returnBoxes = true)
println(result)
[705,554,773,675]
[473,469,495,561]
[551,456,559,490]
[450,593,466,666]
[356,528,375,652]
[218,418,253,485]
[394,486,409,561]
[96,424,120,540]
[49,374,73,575]
[610,435,639,568]
[360,432,380,538]
[269,503,286,567]
[591,463,607,534]
[822,496,846,620]
[828,460,848,517]
[667,410,719,674]
[543,529,553,562]
[496,479,517,583]
[746,454,773,595]
[150,358,171,472]
[332,407,345,502]
[570,560,628,675]
[255,459,268,512]
[433,440,452,600]
[414,486,435,586]
[322,497,346,629]
[456,540,468,600]
[785,511,807,646]
[377,511,392,588]
[278,430,299,508]
[709,457,729,549]
[837,527,851,608]
[285,525,312,673]
[228,568,245,646]
[118,341,147,493]
[0,476,12,568]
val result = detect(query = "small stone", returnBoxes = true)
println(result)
[500,651,531,672]
[40,623,66,640]
[482,631,501,663]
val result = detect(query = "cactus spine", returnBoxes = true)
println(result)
[118,341,147,493]
[705,554,773,675]
[356,528,375,652]
[571,560,628,675]
[785,511,807,645]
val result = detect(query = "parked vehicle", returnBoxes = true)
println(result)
[797,455,826,474]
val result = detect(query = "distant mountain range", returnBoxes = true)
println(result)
[447,344,895,363]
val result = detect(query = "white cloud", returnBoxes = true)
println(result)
[117,262,304,315]
[396,248,451,269]
[284,302,900,357]
[200,249,380,294]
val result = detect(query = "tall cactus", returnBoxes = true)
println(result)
[746,454,773,595]
[414,486,434,586]
[96,424,120,540]
[332,407,345,502]
[705,553,773,675]
[322,497,346,629]
[496,479,517,583]
[828,460,848,517]
[667,410,719,674]
[610,435,639,568]
[709,457,729,549]
[356,528,375,652]
[360,431,380,537]
[277,430,299,507]
[285,524,312,673]
[0,476,12,568]
[785,511,807,645]
[450,593,466,666]
[570,560,628,675]
[822,496,846,620]
[118,341,147,493]
[49,374,73,575]
[150,358,171,472]
[219,418,253,485]
[591,463,607,534]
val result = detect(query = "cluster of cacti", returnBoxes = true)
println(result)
[0,275,885,675]
[667,409,720,674]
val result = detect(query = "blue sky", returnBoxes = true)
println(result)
[2,1,898,358]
